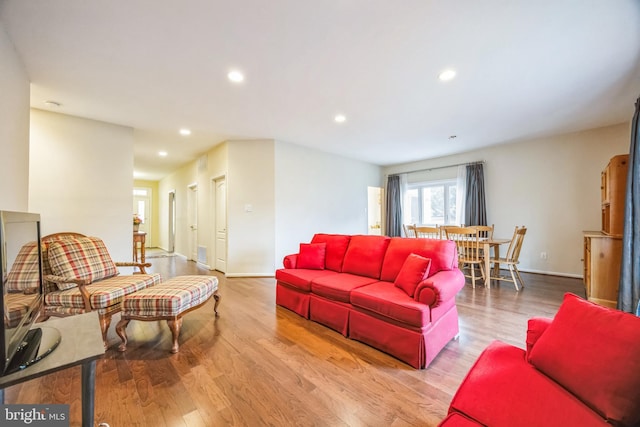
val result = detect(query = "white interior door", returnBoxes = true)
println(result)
[215,178,227,272]
[133,187,152,247]
[168,190,176,253]
[187,184,198,261]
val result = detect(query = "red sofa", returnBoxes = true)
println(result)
[275,233,465,369]
[440,293,640,427]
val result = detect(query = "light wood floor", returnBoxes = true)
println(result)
[5,254,586,426]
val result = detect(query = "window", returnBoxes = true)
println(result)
[406,180,457,225]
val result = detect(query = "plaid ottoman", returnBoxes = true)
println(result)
[115,275,220,353]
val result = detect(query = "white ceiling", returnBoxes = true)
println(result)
[2,1,640,181]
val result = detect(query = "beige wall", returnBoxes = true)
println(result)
[29,109,135,261]
[384,122,632,277]
[227,140,275,275]
[274,141,383,265]
[0,22,30,212]
[158,139,382,276]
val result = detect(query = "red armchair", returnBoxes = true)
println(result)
[440,293,640,427]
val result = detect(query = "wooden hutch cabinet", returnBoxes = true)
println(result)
[583,154,628,308]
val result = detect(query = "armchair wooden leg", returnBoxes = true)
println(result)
[99,313,112,350]
[115,318,130,352]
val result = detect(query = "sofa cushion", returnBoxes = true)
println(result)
[297,243,326,270]
[5,241,41,292]
[310,234,351,272]
[47,237,119,290]
[341,235,390,279]
[351,281,431,328]
[310,273,378,303]
[275,268,338,292]
[380,237,457,282]
[44,273,162,310]
[448,340,608,427]
[394,254,431,297]
[528,293,640,426]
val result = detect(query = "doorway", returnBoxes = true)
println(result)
[367,186,383,235]
[133,187,152,246]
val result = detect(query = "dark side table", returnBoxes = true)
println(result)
[0,312,105,427]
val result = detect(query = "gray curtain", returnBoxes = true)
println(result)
[464,163,487,226]
[385,175,402,237]
[618,95,640,315]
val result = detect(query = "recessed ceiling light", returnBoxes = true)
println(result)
[158,151,168,157]
[438,69,457,81]
[334,114,346,123]
[133,171,143,178]
[43,100,61,108]
[228,70,245,83]
[179,128,191,136]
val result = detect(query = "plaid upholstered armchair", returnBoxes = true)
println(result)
[41,232,162,348]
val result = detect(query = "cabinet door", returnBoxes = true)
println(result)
[588,236,621,308]
[607,155,628,236]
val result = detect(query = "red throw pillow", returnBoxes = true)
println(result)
[297,243,326,270]
[394,253,431,297]
[528,293,640,426]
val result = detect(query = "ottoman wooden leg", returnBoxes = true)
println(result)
[116,318,131,352]
[167,317,183,353]
[213,291,221,317]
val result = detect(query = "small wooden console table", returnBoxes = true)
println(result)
[0,312,105,427]
[133,231,147,263]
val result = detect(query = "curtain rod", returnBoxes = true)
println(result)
[387,160,484,177]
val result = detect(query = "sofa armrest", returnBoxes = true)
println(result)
[414,269,466,307]
[526,317,552,359]
[283,254,298,269]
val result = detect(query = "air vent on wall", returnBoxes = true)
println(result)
[198,155,208,172]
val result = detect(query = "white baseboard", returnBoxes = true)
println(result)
[225,273,275,278]
[516,268,582,279]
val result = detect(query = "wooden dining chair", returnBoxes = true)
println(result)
[471,224,494,239]
[415,225,441,239]
[490,226,527,290]
[403,224,417,238]
[469,224,495,272]
[444,226,485,288]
